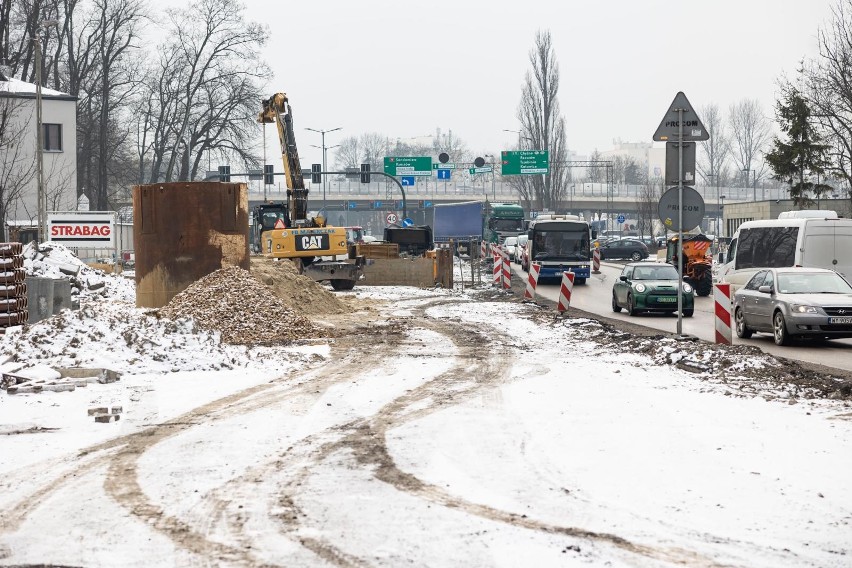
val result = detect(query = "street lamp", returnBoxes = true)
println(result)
[503,128,533,148]
[34,19,59,243]
[719,195,726,237]
[570,184,575,213]
[484,153,496,200]
[305,126,342,213]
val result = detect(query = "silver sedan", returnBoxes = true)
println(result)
[733,267,852,345]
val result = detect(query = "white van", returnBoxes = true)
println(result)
[719,210,852,292]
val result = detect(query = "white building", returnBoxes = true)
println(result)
[600,140,665,181]
[0,71,77,239]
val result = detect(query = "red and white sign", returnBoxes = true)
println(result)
[502,257,511,290]
[524,262,541,301]
[557,271,575,313]
[714,283,732,345]
[386,213,398,224]
[493,252,502,287]
[47,212,115,248]
[592,247,601,274]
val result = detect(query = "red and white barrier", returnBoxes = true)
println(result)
[502,257,511,289]
[714,283,732,344]
[480,240,487,260]
[493,253,502,287]
[524,262,541,301]
[557,271,575,313]
[592,247,601,274]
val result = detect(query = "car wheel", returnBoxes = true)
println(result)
[630,251,642,262]
[734,307,752,338]
[773,311,791,346]
[627,293,638,316]
[612,291,622,312]
[683,308,694,317]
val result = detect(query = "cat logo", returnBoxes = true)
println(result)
[301,236,322,250]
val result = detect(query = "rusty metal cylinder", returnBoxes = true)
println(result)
[132,182,250,308]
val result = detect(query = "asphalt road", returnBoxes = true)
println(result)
[517,260,852,374]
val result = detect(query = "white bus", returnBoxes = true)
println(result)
[719,210,852,292]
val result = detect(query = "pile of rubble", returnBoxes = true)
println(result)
[1,364,121,395]
[249,257,349,314]
[159,265,331,345]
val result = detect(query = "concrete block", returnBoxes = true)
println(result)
[94,414,120,423]
[25,277,54,324]
[52,279,73,314]
[88,407,109,416]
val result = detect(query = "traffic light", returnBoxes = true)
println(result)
[360,163,371,183]
[218,165,230,182]
[263,164,274,185]
[311,163,321,184]
[418,200,424,207]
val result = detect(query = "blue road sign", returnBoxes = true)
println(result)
[402,218,414,227]
[437,169,451,180]
[373,200,383,209]
[424,200,433,208]
[401,176,415,186]
[617,214,626,224]
[348,201,356,210]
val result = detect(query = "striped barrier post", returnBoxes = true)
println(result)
[480,240,487,260]
[493,253,502,287]
[557,271,575,313]
[714,283,732,345]
[592,247,601,274]
[524,262,542,301]
[502,257,511,290]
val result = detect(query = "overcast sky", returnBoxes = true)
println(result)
[161,0,836,166]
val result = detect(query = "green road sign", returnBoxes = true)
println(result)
[384,156,432,176]
[469,166,493,174]
[500,150,549,175]
[432,163,456,169]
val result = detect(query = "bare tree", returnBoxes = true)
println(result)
[635,178,663,240]
[587,149,604,182]
[515,30,568,211]
[697,103,729,184]
[0,97,36,240]
[728,98,773,193]
[802,0,852,199]
[137,0,269,183]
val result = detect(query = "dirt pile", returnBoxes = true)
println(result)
[159,265,330,345]
[249,257,350,315]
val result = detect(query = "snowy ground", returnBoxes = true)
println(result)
[0,264,850,567]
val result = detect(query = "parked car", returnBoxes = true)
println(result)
[591,236,616,249]
[612,262,694,316]
[515,234,528,264]
[733,267,852,345]
[597,238,650,261]
[503,236,519,261]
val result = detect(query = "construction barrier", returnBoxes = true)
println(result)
[524,262,541,301]
[502,257,511,290]
[592,247,601,274]
[492,253,502,287]
[714,283,732,345]
[557,271,575,313]
[480,240,487,260]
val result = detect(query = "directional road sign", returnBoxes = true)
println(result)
[384,156,432,176]
[653,91,710,142]
[617,214,625,224]
[432,163,456,169]
[437,168,451,180]
[402,218,414,227]
[501,150,549,175]
[401,176,415,186]
[469,166,493,174]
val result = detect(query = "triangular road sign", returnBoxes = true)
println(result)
[653,91,710,142]
[274,218,286,229]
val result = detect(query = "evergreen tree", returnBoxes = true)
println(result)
[765,87,831,208]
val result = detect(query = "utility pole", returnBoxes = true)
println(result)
[305,126,342,213]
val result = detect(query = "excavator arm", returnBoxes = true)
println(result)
[257,93,313,226]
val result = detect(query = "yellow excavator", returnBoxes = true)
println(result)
[256,93,362,290]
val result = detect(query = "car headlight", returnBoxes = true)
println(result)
[634,283,646,293]
[789,303,818,314]
[682,283,693,293]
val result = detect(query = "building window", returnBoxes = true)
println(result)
[43,123,62,151]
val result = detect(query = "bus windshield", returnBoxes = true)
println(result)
[533,228,590,261]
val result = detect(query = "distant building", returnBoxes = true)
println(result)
[600,140,665,181]
[0,71,77,240]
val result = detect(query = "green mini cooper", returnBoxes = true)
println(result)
[612,262,695,316]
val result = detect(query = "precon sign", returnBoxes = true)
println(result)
[47,212,116,248]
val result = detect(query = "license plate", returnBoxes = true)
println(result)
[829,316,852,324]
[656,297,677,303]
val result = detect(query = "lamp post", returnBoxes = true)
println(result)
[719,195,726,237]
[34,19,59,243]
[503,128,533,148]
[305,126,342,213]
[570,184,575,213]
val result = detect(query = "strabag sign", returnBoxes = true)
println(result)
[47,212,115,248]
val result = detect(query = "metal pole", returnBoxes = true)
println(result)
[321,131,327,213]
[262,123,267,201]
[35,33,45,243]
[677,108,684,336]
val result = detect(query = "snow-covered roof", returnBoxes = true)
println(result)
[0,75,71,98]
